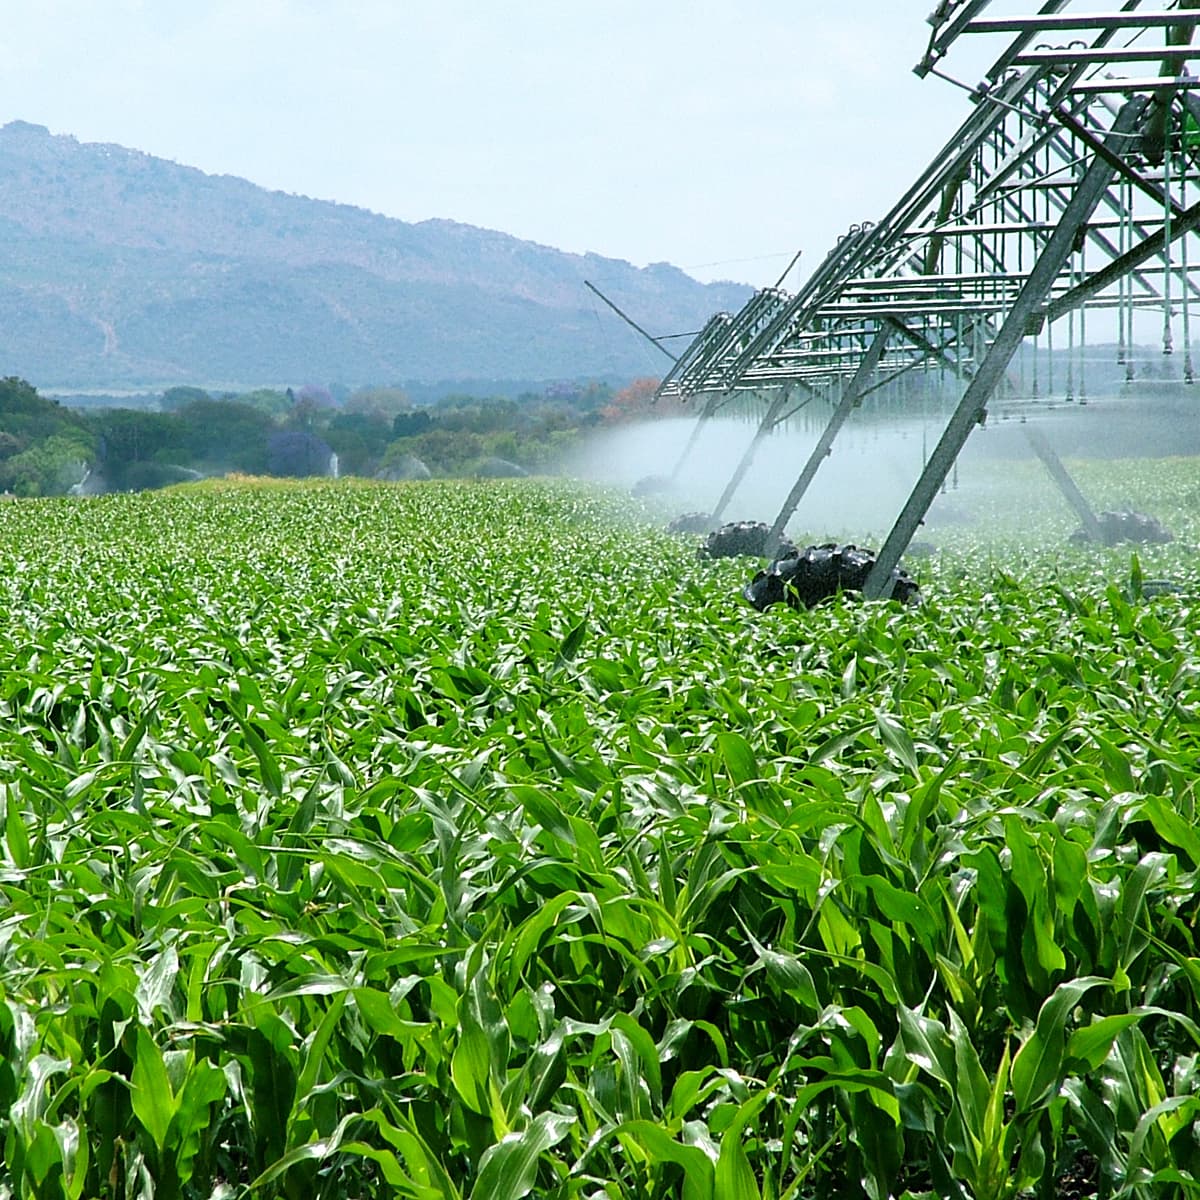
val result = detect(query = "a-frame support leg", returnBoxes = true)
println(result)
[670,391,725,482]
[1022,426,1103,543]
[708,387,795,523]
[863,96,1148,599]
[766,324,893,553]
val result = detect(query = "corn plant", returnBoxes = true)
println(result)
[0,469,1197,1197]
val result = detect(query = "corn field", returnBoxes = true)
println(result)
[0,468,1198,1199]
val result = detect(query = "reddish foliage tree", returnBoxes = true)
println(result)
[599,377,687,424]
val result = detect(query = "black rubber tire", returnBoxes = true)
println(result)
[698,521,795,560]
[742,543,921,610]
[668,511,714,535]
[1070,510,1173,546]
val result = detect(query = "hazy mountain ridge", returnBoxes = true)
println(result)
[0,120,751,388]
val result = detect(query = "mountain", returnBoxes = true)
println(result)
[0,121,751,390]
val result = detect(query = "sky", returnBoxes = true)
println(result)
[0,2,1013,290]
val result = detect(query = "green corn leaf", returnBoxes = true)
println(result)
[513,785,575,846]
[1116,853,1169,973]
[1011,976,1109,1113]
[714,1091,772,1200]
[618,1121,715,1200]
[11,1054,71,1133]
[1061,1078,1122,1178]
[20,1121,66,1190]
[611,1014,663,1112]
[896,1007,954,1089]
[166,1058,228,1185]
[1140,796,1200,867]
[808,722,871,765]
[64,770,98,800]
[1070,1006,1200,1073]
[947,1008,990,1143]
[718,731,781,819]
[452,1021,493,1116]
[250,1111,366,1188]
[134,946,179,1023]
[5,795,31,870]
[1122,1095,1200,1192]
[386,1116,464,1199]
[848,1089,904,1200]
[295,990,348,1103]
[334,1142,413,1187]
[130,1028,178,1152]
[875,710,919,775]
[557,614,587,663]
[1128,552,1144,601]
[235,715,283,798]
[468,1111,576,1200]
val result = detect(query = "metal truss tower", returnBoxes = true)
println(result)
[659,1,1200,596]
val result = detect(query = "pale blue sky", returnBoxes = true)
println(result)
[1,3,1008,287]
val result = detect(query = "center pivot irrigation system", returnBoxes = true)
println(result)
[648,0,1200,598]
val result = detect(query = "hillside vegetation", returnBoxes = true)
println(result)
[0,121,749,388]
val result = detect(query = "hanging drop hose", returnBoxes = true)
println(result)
[1067,156,1077,402]
[1163,110,1175,357]
[1042,126,1056,397]
[1125,177,1137,384]
[1047,309,1055,397]
[1067,256,1076,401]
[1183,154,1195,384]
[1117,219,1127,366]
[1117,159,1127,365]
[1079,262,1088,404]
[922,358,930,467]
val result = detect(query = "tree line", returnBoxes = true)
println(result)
[0,376,675,496]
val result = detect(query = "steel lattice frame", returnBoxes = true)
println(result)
[660,1,1200,595]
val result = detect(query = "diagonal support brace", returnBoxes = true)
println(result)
[864,96,1150,599]
[765,324,893,553]
[1023,426,1103,543]
[709,387,795,523]
[670,391,725,481]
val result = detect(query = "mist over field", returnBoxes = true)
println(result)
[569,416,927,538]
[570,388,1200,541]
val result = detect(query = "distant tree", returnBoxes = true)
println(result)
[526,403,579,435]
[175,399,273,473]
[295,384,337,409]
[266,429,333,477]
[518,428,583,470]
[396,428,483,474]
[161,385,211,412]
[431,394,520,434]
[377,441,433,479]
[471,396,519,433]
[236,388,292,417]
[484,431,521,464]
[325,411,392,475]
[0,376,52,416]
[475,427,581,473]
[576,381,614,413]
[286,385,340,432]
[0,433,92,496]
[344,386,412,418]
[392,409,432,438]
[94,409,179,474]
[599,377,672,424]
[0,378,98,492]
[121,461,199,492]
